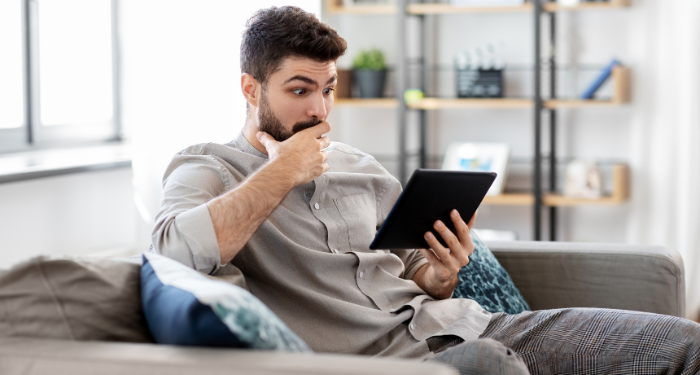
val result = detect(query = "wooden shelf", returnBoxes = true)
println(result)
[544,66,630,109]
[482,164,629,207]
[408,67,629,110]
[407,98,533,110]
[544,99,621,109]
[334,98,399,108]
[407,3,533,14]
[483,194,534,206]
[543,0,630,12]
[326,1,630,15]
[326,0,397,14]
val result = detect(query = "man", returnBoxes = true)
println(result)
[153,6,700,375]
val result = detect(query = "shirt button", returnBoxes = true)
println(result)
[359,271,364,278]
[333,249,339,253]
[314,203,320,210]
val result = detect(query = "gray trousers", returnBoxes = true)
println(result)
[429,308,700,375]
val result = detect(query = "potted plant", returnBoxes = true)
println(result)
[352,48,387,98]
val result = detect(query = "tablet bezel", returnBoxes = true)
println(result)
[369,169,496,250]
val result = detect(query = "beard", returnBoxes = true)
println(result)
[258,91,322,142]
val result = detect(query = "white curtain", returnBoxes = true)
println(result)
[122,1,321,250]
[626,0,700,319]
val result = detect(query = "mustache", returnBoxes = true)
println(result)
[292,118,322,134]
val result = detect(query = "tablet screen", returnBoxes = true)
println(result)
[369,169,496,250]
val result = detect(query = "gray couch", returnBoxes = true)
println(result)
[0,241,686,375]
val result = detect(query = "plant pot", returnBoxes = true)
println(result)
[353,69,387,98]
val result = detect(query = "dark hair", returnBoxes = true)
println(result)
[241,6,347,86]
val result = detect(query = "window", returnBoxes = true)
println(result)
[0,0,120,153]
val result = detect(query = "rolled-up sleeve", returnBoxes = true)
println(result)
[152,146,234,273]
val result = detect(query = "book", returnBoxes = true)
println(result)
[581,59,620,100]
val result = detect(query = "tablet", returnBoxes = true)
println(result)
[369,169,496,250]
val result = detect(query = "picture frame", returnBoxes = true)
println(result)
[441,142,510,196]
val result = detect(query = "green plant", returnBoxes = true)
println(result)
[352,48,386,70]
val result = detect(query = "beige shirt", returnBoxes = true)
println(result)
[152,133,492,359]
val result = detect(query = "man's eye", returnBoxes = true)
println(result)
[292,89,306,95]
[323,88,334,95]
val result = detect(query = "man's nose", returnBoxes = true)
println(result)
[307,92,328,120]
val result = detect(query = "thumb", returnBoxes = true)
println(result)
[257,131,278,149]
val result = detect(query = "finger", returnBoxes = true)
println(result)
[319,135,331,149]
[467,212,476,229]
[310,121,331,137]
[450,210,471,250]
[433,220,469,267]
[433,219,465,256]
[424,231,459,273]
[320,150,328,163]
[417,248,442,269]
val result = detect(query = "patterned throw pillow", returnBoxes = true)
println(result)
[452,231,531,314]
[141,252,310,351]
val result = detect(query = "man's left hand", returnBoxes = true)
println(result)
[414,209,476,299]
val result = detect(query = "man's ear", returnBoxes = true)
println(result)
[241,73,260,108]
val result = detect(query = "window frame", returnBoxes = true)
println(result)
[0,0,122,154]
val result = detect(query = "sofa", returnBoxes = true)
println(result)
[0,241,685,375]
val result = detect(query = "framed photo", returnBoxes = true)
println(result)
[441,142,510,196]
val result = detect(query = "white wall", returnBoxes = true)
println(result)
[325,5,640,242]
[0,168,137,269]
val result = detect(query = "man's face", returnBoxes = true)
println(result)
[257,57,336,142]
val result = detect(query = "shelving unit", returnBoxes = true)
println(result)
[326,0,631,241]
[407,98,533,110]
[543,0,629,12]
[327,0,632,14]
[544,65,630,108]
[334,98,399,108]
[483,164,629,206]
[326,0,397,14]
[407,3,534,14]
[407,65,629,110]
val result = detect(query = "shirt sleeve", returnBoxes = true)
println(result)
[151,148,233,273]
[375,170,429,281]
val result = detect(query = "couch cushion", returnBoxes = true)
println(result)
[0,256,153,342]
[141,252,310,351]
[452,231,530,314]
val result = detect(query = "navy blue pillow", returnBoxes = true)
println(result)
[140,253,310,351]
[452,231,530,314]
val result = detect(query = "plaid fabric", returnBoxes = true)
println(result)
[429,338,530,375]
[480,308,700,375]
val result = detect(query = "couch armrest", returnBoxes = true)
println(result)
[486,241,686,318]
[0,338,456,375]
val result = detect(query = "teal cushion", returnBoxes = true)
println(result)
[141,252,310,351]
[452,231,530,314]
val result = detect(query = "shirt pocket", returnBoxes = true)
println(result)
[333,194,378,252]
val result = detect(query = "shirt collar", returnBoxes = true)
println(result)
[230,132,268,159]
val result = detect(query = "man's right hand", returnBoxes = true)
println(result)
[256,121,332,186]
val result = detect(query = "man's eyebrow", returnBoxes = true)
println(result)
[283,75,338,86]
[284,75,318,86]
